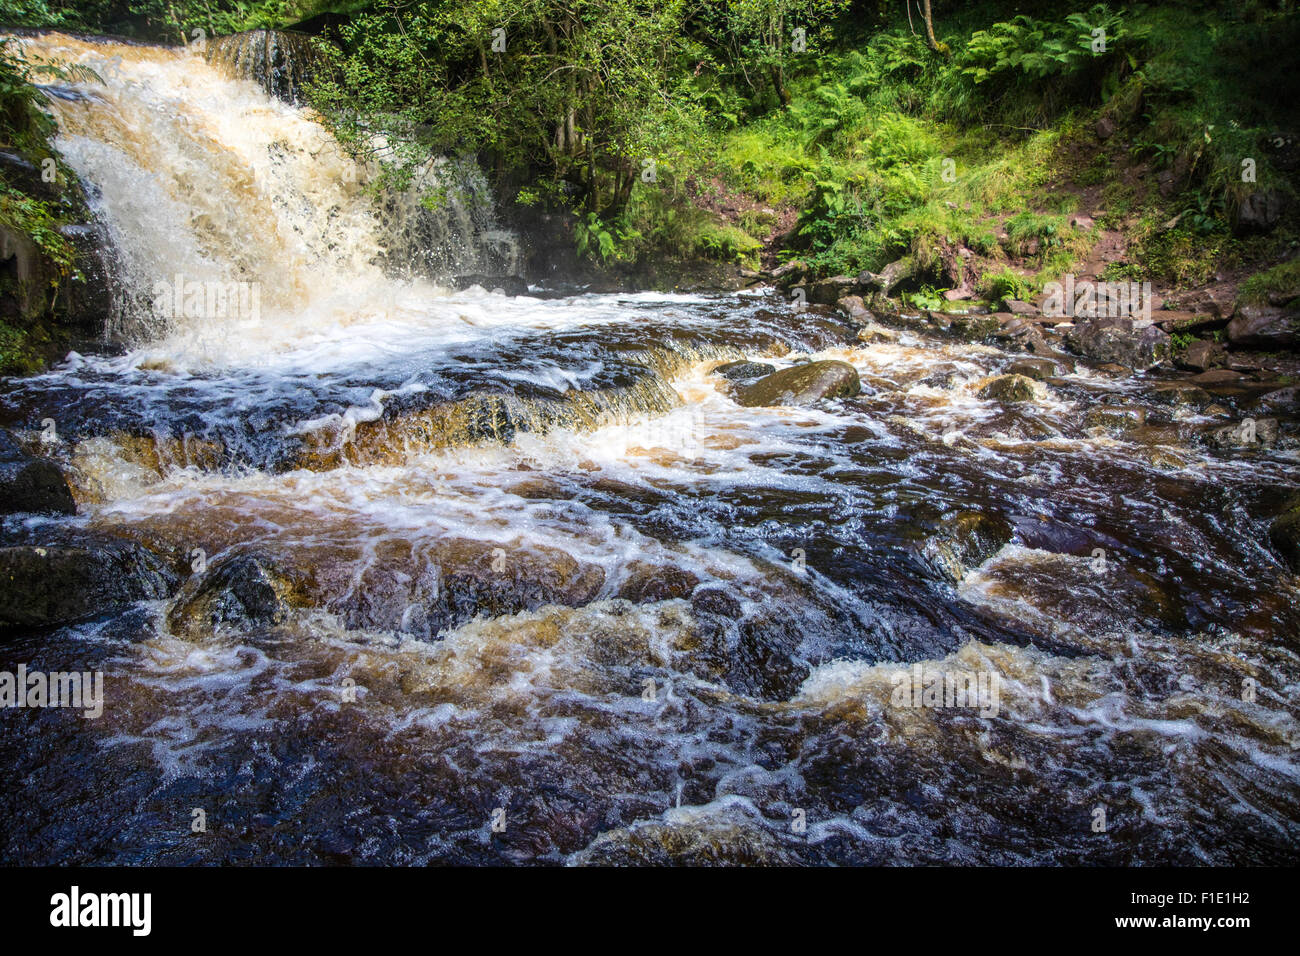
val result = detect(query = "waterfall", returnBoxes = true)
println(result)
[204,29,315,104]
[11,31,518,351]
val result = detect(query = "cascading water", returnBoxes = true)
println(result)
[1,32,1297,867]
[16,32,516,355]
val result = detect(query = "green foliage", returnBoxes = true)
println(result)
[1239,258,1300,307]
[981,268,1033,304]
[959,6,1136,85]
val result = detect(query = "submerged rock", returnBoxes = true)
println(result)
[430,540,605,635]
[615,562,700,603]
[733,361,861,407]
[1149,381,1213,407]
[0,537,177,631]
[0,430,76,516]
[1084,405,1147,433]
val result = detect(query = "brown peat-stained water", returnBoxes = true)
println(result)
[1,33,1297,866]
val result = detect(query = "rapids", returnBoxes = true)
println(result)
[1,32,1297,865]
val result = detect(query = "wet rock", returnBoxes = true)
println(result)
[1204,417,1279,449]
[616,562,700,603]
[856,323,898,344]
[1065,317,1171,370]
[432,539,605,634]
[573,806,801,866]
[977,373,1046,404]
[167,551,308,638]
[835,294,870,325]
[1227,304,1299,350]
[970,408,1060,441]
[920,510,1014,582]
[0,430,76,516]
[1084,405,1147,433]
[1252,385,1300,413]
[1188,368,1244,386]
[1268,494,1300,572]
[1004,299,1038,316]
[690,587,743,619]
[1094,363,1132,377]
[1174,339,1225,373]
[726,612,811,701]
[0,537,177,631]
[948,313,1000,342]
[1149,382,1212,407]
[734,361,861,408]
[712,360,776,382]
[1005,358,1061,381]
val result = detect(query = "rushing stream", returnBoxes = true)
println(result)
[1,33,1297,866]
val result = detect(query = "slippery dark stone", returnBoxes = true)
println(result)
[0,430,75,516]
[712,360,776,382]
[0,537,177,631]
[733,361,861,407]
[1065,317,1170,370]
[167,551,308,638]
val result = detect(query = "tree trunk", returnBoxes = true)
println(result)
[921,0,941,53]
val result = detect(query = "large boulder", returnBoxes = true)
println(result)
[0,537,177,631]
[1227,304,1299,350]
[0,430,75,516]
[1065,317,1171,370]
[733,361,861,407]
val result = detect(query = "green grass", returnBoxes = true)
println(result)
[1239,258,1300,307]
